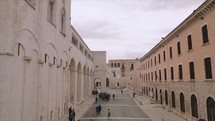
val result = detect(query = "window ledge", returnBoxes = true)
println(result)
[202,42,210,46]
[188,49,193,52]
[205,79,214,81]
[189,79,196,81]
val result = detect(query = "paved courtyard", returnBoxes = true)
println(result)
[79,89,152,121]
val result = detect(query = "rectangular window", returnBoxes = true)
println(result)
[204,57,213,79]
[154,56,157,65]
[130,64,134,70]
[113,72,116,77]
[148,73,150,81]
[179,64,183,80]
[163,51,166,61]
[202,25,209,44]
[155,71,157,81]
[171,67,174,80]
[177,42,181,55]
[158,54,161,63]
[151,72,153,81]
[45,54,47,63]
[148,61,150,68]
[187,35,193,50]
[53,57,56,65]
[151,59,153,67]
[164,68,167,80]
[159,70,162,81]
[169,47,173,59]
[189,62,195,79]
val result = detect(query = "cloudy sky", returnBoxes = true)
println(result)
[71,0,205,61]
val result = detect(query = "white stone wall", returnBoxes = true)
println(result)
[0,1,104,121]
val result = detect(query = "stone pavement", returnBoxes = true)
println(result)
[133,92,186,121]
[64,89,187,121]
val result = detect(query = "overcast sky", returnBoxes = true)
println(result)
[71,0,205,61]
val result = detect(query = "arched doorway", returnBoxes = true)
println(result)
[171,91,175,108]
[165,90,168,105]
[160,89,163,104]
[191,94,198,118]
[207,97,215,121]
[106,78,109,87]
[180,93,185,112]
[94,78,101,88]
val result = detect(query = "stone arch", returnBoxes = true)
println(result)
[207,97,215,121]
[14,29,40,57]
[180,92,185,112]
[70,58,76,103]
[171,91,176,108]
[165,90,168,105]
[160,89,163,104]
[77,62,82,102]
[191,94,198,118]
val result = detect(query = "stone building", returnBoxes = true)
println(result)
[139,0,215,121]
[106,59,140,89]
[0,0,106,121]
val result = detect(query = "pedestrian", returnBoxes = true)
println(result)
[95,97,98,103]
[107,109,111,119]
[98,105,102,113]
[72,108,75,121]
[113,94,115,100]
[121,89,123,94]
[69,107,72,115]
[133,92,136,97]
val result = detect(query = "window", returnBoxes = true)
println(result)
[207,97,215,121]
[158,54,161,63]
[164,68,167,80]
[53,57,56,65]
[114,63,117,67]
[187,35,192,50]
[204,57,213,79]
[47,0,55,24]
[60,7,66,34]
[18,43,21,56]
[171,67,174,80]
[151,59,153,67]
[154,56,157,65]
[111,63,113,67]
[180,93,185,112]
[177,41,181,55]
[179,64,183,80]
[189,62,195,79]
[148,61,150,68]
[151,72,153,81]
[159,69,162,81]
[118,63,120,67]
[169,47,173,59]
[148,73,150,81]
[113,72,116,77]
[172,91,176,108]
[163,51,166,61]
[165,90,168,105]
[202,25,209,44]
[191,95,198,118]
[155,71,157,81]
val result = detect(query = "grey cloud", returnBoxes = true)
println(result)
[73,20,121,40]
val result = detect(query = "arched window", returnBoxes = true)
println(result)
[172,91,175,108]
[207,97,215,121]
[191,94,198,118]
[160,90,163,104]
[180,93,185,112]
[165,90,168,105]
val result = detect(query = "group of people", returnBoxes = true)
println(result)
[68,107,75,121]
[99,92,110,101]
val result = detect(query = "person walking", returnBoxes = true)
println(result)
[133,92,136,97]
[107,109,111,119]
[72,108,75,121]
[95,97,98,103]
[112,94,115,100]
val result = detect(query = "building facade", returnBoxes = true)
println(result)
[106,59,140,89]
[0,0,106,121]
[139,0,215,120]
